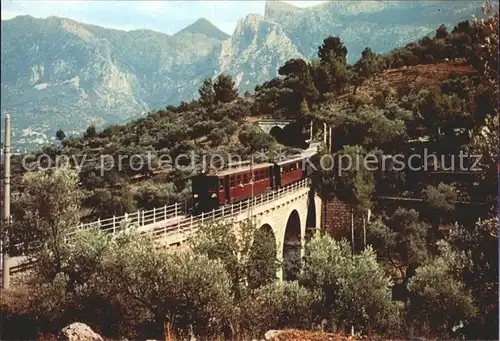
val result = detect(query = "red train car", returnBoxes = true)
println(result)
[192,162,274,214]
[275,156,305,187]
[191,155,309,214]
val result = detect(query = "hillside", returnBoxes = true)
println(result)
[0,1,485,151]
[0,15,224,150]
[6,57,484,221]
[348,60,477,100]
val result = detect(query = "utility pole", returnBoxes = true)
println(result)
[351,208,355,255]
[328,126,333,153]
[2,112,11,289]
[323,122,327,146]
[363,217,366,250]
[364,209,371,250]
[309,120,313,142]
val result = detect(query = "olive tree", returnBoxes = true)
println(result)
[189,219,279,298]
[30,228,234,340]
[407,241,476,338]
[300,234,399,335]
[10,166,81,276]
[239,281,320,338]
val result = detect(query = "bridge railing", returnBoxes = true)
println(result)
[73,178,310,242]
[75,178,310,238]
[73,201,188,235]
[25,179,310,249]
[140,178,310,242]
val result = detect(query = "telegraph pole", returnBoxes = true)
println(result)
[363,217,366,250]
[2,112,11,289]
[351,208,355,255]
[309,120,313,142]
[328,126,333,153]
[323,122,327,145]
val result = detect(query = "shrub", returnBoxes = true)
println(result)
[300,235,399,335]
[27,229,234,340]
[408,242,476,338]
[239,282,320,338]
[238,124,277,153]
[190,220,279,299]
[134,182,178,210]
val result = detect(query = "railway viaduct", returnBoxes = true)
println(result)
[2,145,324,282]
[250,182,322,280]
[2,179,322,282]
[141,178,321,281]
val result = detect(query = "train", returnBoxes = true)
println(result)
[191,155,309,214]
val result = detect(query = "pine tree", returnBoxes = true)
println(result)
[352,47,382,94]
[315,36,349,93]
[435,24,449,39]
[56,129,66,141]
[310,60,331,94]
[213,74,238,104]
[198,78,216,106]
[278,59,319,113]
[84,124,97,139]
[318,36,348,64]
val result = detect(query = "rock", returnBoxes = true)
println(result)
[264,329,284,340]
[58,322,103,341]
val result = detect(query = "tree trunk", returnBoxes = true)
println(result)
[154,310,166,340]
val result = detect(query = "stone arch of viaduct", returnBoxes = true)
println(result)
[157,181,323,280]
[232,186,322,280]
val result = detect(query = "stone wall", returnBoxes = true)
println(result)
[321,199,364,248]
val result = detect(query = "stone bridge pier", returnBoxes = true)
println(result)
[244,186,322,281]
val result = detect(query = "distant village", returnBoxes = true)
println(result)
[1,127,82,154]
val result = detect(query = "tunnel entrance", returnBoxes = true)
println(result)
[283,210,301,281]
[269,126,284,143]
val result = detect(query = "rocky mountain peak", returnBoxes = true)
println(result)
[175,17,229,40]
[219,13,302,89]
[264,0,304,15]
[235,13,266,31]
[233,13,289,44]
[61,18,96,42]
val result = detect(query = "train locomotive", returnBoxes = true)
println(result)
[191,155,308,214]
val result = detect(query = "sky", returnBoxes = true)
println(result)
[0,1,327,35]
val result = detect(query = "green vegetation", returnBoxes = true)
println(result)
[9,13,493,219]
[30,228,233,339]
[407,241,476,338]
[55,129,66,141]
[189,219,279,300]
[351,47,384,94]
[300,236,399,335]
[10,167,81,268]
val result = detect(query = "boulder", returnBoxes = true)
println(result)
[58,322,103,341]
[264,329,284,340]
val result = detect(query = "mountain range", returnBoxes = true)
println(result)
[0,0,484,150]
